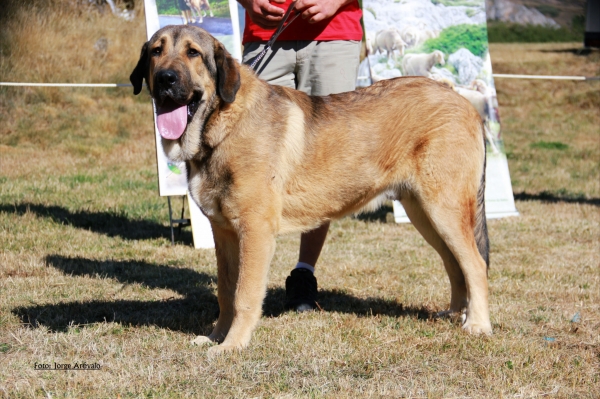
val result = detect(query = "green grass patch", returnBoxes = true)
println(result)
[530,141,569,151]
[431,0,482,6]
[421,23,489,57]
[536,5,560,18]
[156,0,231,18]
[59,173,108,187]
[487,21,584,43]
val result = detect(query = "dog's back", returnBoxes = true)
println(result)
[256,75,485,234]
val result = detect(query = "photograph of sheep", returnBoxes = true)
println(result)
[360,0,518,219]
[357,0,518,223]
[360,0,501,152]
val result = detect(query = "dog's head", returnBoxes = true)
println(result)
[130,25,240,155]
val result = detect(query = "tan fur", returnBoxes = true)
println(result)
[130,26,492,356]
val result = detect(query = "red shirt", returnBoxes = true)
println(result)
[242,0,363,43]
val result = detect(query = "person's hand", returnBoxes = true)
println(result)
[238,0,286,29]
[294,0,353,24]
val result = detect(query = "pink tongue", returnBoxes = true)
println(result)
[156,100,187,140]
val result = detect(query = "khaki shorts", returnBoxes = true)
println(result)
[242,40,361,96]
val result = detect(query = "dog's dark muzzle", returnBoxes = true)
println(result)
[156,69,178,88]
[153,68,190,106]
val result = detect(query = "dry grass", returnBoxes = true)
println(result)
[491,43,600,200]
[0,0,151,156]
[1,3,599,397]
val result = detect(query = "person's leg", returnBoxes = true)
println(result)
[285,40,361,312]
[243,41,320,311]
[298,222,330,266]
[296,40,361,96]
[284,221,329,312]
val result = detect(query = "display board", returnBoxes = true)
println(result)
[357,0,518,221]
[143,0,242,247]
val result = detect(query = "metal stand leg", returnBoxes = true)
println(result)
[167,196,191,245]
[179,196,186,237]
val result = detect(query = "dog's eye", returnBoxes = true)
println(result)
[187,48,200,58]
[151,47,162,56]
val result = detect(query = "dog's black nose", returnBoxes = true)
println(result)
[156,69,178,87]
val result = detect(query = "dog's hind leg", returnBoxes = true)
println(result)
[401,189,491,335]
[400,194,467,314]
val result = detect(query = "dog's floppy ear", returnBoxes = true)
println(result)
[214,42,240,104]
[130,41,149,95]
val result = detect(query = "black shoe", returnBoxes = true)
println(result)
[285,268,318,312]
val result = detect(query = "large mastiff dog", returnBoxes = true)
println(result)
[130,25,492,355]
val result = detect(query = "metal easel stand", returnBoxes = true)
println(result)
[167,196,191,245]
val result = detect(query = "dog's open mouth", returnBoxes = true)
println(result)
[156,93,201,140]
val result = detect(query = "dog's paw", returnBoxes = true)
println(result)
[435,309,467,325]
[462,320,492,335]
[206,343,243,358]
[191,335,216,346]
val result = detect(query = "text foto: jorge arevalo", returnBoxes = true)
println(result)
[34,362,101,370]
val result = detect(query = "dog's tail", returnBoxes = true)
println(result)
[475,138,490,269]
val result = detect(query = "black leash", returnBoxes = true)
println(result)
[248,1,300,71]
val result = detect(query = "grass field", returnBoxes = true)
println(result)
[1,1,599,398]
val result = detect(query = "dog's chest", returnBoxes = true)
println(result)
[187,161,228,226]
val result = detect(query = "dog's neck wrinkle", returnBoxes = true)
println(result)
[202,71,257,149]
[200,98,221,141]
[201,99,240,149]
[238,66,271,107]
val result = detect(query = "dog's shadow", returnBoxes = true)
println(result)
[538,48,596,56]
[513,191,600,207]
[0,202,193,243]
[13,255,434,335]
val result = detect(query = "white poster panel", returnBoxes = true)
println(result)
[143,0,242,247]
[358,0,518,222]
[187,192,216,248]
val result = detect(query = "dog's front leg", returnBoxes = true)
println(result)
[207,220,276,355]
[191,224,239,347]
[196,224,246,346]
